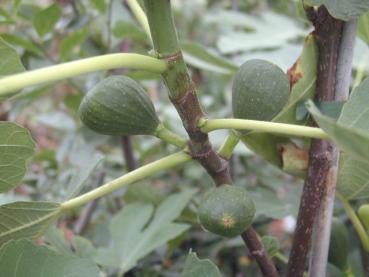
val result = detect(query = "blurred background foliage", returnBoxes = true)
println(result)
[0,0,368,276]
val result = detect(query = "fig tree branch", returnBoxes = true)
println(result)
[0,53,167,98]
[144,1,278,276]
[286,6,343,277]
[309,18,356,277]
[73,171,106,235]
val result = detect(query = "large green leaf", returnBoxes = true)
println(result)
[334,78,369,199]
[95,189,196,273]
[307,78,369,162]
[0,239,99,277]
[181,251,222,277]
[305,0,369,21]
[0,122,35,193]
[308,104,369,162]
[32,4,61,36]
[0,201,61,245]
[358,12,369,45]
[181,41,238,74]
[239,35,317,168]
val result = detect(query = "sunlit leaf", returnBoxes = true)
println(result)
[0,239,99,277]
[0,201,61,246]
[0,122,35,193]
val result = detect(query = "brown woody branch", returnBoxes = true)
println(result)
[286,7,343,277]
[144,1,278,276]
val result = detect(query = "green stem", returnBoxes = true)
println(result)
[60,151,191,211]
[0,53,167,97]
[338,193,369,252]
[217,131,240,159]
[199,118,329,140]
[274,252,288,264]
[126,0,152,42]
[154,124,188,148]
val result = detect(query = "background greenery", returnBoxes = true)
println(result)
[0,0,368,276]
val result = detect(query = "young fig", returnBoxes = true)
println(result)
[198,185,255,238]
[79,76,160,136]
[232,59,290,122]
[328,217,350,273]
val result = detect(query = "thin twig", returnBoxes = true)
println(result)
[286,7,343,277]
[73,171,106,235]
[121,136,138,171]
[308,19,356,277]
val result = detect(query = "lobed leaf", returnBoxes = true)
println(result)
[181,251,222,277]
[0,201,61,246]
[95,189,196,273]
[0,122,36,193]
[0,239,99,277]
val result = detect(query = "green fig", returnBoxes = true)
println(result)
[232,59,290,122]
[79,76,160,136]
[198,185,255,238]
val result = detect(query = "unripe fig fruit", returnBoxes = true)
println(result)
[328,217,350,272]
[358,204,369,231]
[198,185,255,238]
[232,59,290,122]
[79,76,159,136]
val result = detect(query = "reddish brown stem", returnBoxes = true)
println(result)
[121,136,137,171]
[286,7,343,277]
[242,228,279,277]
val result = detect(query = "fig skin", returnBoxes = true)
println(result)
[198,185,255,238]
[232,59,290,122]
[79,76,159,136]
